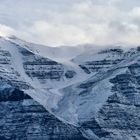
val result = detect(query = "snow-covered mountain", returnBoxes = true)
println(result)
[0,36,140,140]
[8,35,94,62]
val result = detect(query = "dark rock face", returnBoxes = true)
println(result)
[84,59,122,71]
[95,62,140,139]
[65,70,76,79]
[79,65,91,74]
[0,86,86,140]
[78,48,137,74]
[0,88,31,102]
[19,48,65,81]
[80,119,110,138]
[0,46,30,90]
[0,50,11,64]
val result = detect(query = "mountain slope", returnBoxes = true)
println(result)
[0,83,86,140]
[73,47,136,74]
[0,36,140,139]
[54,48,140,139]
[0,36,87,139]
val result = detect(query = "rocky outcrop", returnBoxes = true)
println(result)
[65,70,76,79]
[76,48,137,74]
[20,47,65,81]
[96,63,140,139]
[0,84,86,140]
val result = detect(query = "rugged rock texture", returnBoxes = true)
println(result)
[0,45,30,90]
[0,85,86,140]
[20,47,64,81]
[65,70,76,79]
[55,49,140,140]
[96,63,140,140]
[74,48,137,74]
[0,37,87,140]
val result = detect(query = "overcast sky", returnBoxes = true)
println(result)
[0,0,140,46]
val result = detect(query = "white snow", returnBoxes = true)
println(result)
[8,36,90,62]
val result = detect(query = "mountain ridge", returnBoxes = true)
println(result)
[0,36,140,139]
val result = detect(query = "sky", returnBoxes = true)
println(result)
[0,0,140,47]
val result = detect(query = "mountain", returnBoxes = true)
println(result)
[0,36,140,139]
[54,47,140,139]
[0,36,87,140]
[8,35,94,62]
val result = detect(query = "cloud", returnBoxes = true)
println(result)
[19,21,90,46]
[129,7,140,17]
[0,0,140,46]
[0,24,15,37]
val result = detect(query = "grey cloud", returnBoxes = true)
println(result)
[0,0,140,46]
